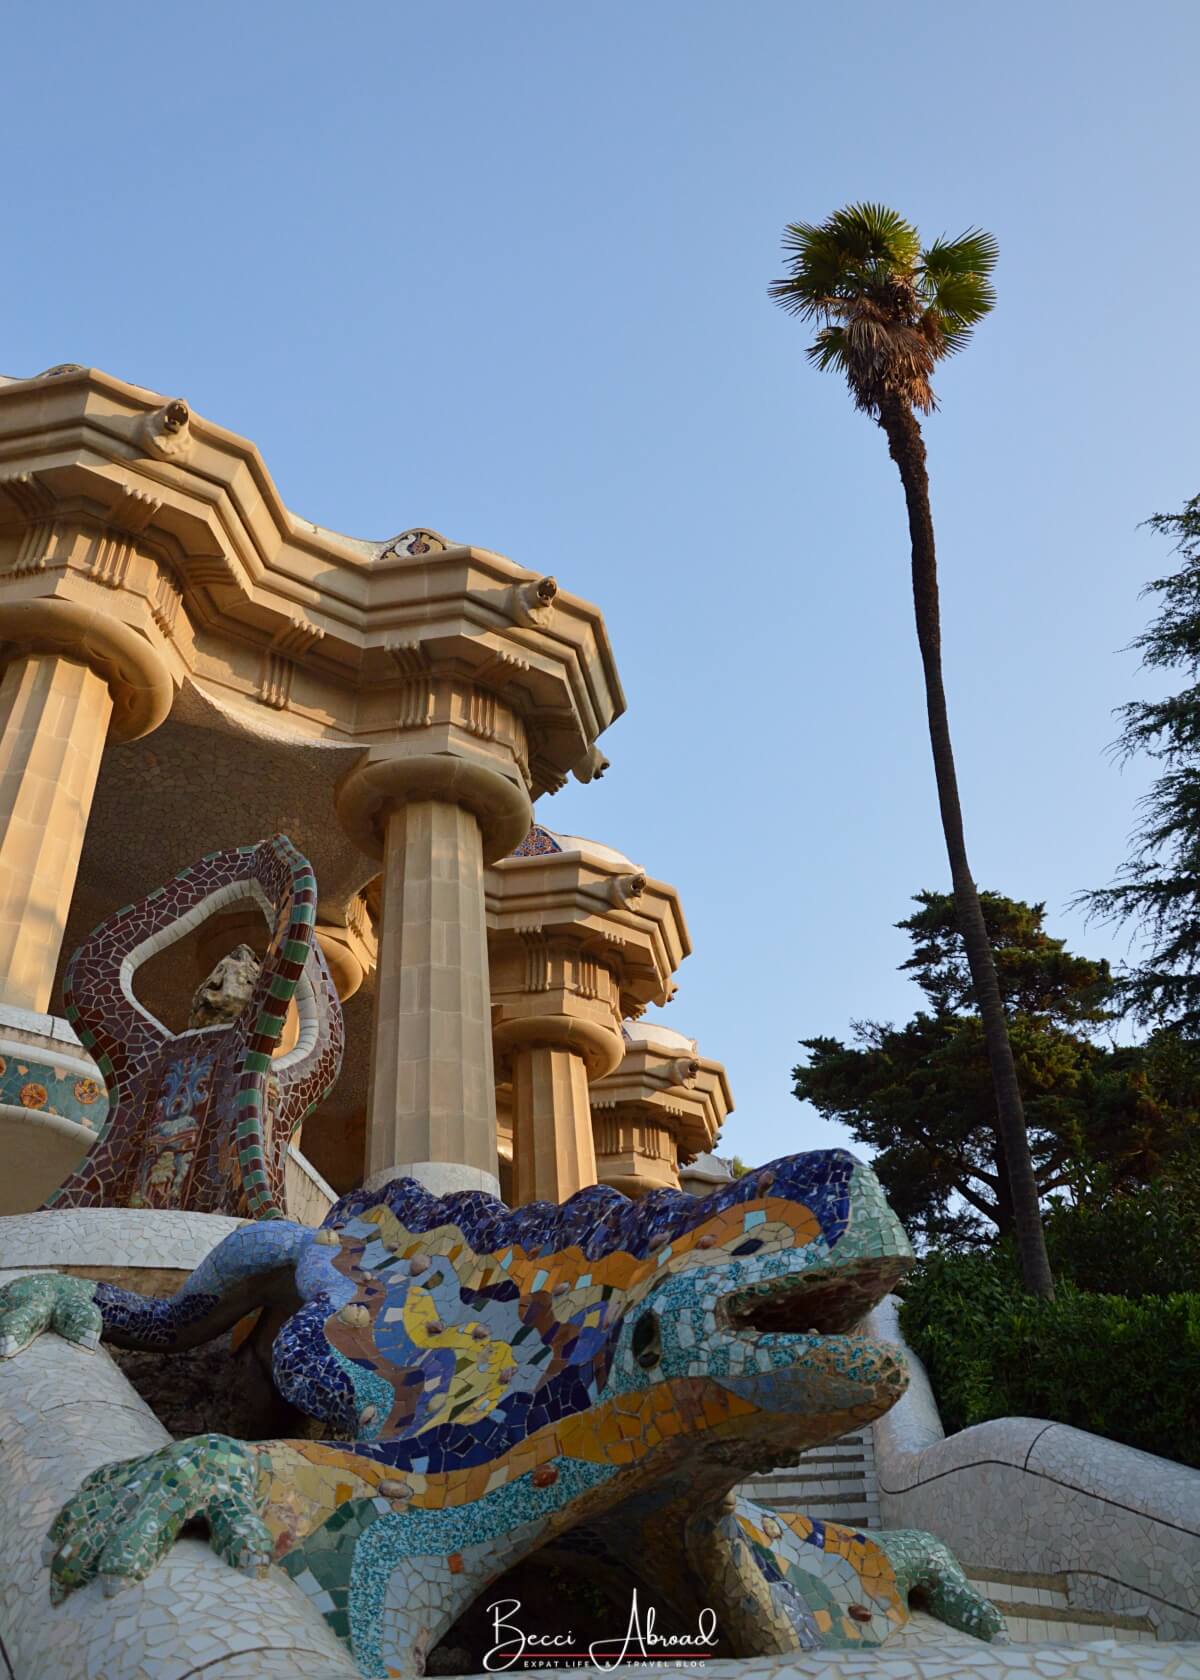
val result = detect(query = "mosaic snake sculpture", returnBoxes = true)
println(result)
[0,1151,1004,1676]
[46,834,343,1220]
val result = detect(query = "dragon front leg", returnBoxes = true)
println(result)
[43,1432,568,1679]
[260,1443,572,1679]
[43,1433,272,1604]
[0,1274,102,1359]
[876,1527,1008,1643]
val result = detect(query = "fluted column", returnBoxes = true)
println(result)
[0,598,173,1014]
[510,1044,596,1206]
[491,1014,624,1205]
[366,799,497,1192]
[338,749,532,1200]
[0,656,111,1013]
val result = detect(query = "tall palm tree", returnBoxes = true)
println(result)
[771,203,1054,1297]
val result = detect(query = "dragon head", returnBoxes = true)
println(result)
[596,1153,912,1477]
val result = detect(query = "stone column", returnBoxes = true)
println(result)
[0,655,113,1013]
[368,799,495,1194]
[492,1014,623,1205]
[510,1042,596,1206]
[487,842,688,1207]
[0,603,172,1015]
[337,752,532,1200]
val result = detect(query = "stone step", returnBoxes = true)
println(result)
[963,1566,1159,1643]
[747,1448,870,1471]
[770,1501,881,1528]
[998,1601,1156,1635]
[969,1578,1071,1611]
[965,1565,1072,1594]
[758,1455,871,1472]
[742,1471,867,1485]
[739,1424,880,1532]
[763,1486,877,1504]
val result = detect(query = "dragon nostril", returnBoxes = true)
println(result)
[631,1310,662,1370]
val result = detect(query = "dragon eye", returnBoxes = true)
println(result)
[632,1310,662,1370]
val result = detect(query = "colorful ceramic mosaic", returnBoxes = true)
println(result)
[0,1274,102,1359]
[509,824,563,858]
[0,1041,106,1125]
[45,835,344,1220]
[0,1151,1004,1675]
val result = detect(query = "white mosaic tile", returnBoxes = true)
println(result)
[866,1296,1200,1642]
[0,1326,359,1678]
[0,1209,245,1275]
[581,1644,1200,1680]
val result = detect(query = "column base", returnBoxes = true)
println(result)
[362,1160,501,1200]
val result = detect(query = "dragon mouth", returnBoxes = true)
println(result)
[719,1253,909,1340]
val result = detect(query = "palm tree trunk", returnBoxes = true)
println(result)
[878,395,1054,1298]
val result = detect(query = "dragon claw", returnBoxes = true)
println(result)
[45,1435,268,1606]
[0,1275,102,1361]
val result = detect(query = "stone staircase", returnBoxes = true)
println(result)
[739,1426,881,1530]
[961,1568,1159,1646]
[741,1430,1164,1646]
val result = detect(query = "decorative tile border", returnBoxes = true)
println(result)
[0,1040,107,1127]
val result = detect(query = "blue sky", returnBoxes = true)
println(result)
[3,4,1197,1167]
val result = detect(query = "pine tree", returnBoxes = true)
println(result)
[1085,495,1200,1030]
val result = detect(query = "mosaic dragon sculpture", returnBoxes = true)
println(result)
[0,1151,1003,1675]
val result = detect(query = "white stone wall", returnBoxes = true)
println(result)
[867,1295,1200,1642]
[0,1211,359,1680]
[284,1145,336,1227]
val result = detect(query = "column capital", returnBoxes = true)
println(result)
[335,750,531,863]
[314,925,367,1002]
[493,1012,625,1082]
[590,1021,734,1196]
[0,598,172,743]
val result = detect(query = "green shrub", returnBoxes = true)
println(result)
[899,1249,1200,1469]
[1042,1179,1200,1298]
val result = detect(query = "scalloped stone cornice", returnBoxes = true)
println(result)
[0,367,624,797]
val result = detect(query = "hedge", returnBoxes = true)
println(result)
[898,1248,1200,1470]
[1042,1181,1200,1298]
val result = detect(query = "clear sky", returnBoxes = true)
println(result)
[3,4,1197,1168]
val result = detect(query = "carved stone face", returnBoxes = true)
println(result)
[188,943,260,1029]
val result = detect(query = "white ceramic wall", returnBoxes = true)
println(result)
[867,1295,1200,1641]
[0,1211,360,1680]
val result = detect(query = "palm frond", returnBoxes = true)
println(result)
[804,325,850,373]
[779,220,833,258]
[773,229,857,312]
[768,273,825,319]
[921,268,996,328]
[921,228,999,281]
[825,203,921,266]
[773,204,921,308]
[920,311,973,359]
